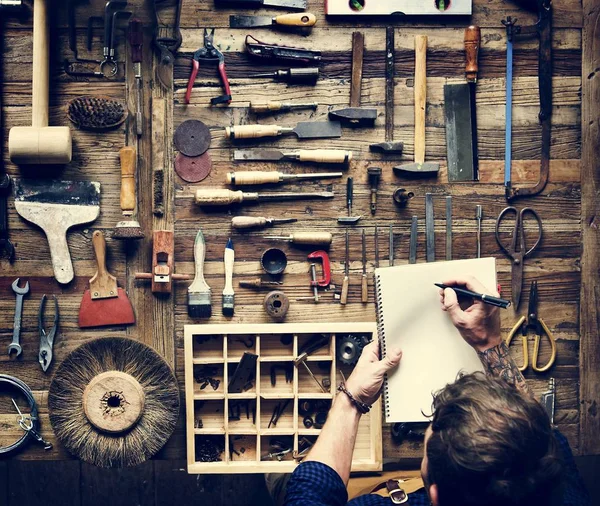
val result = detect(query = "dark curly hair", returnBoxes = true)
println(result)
[426,372,562,506]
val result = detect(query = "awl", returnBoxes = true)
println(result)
[225,122,341,140]
[195,189,334,207]
[444,26,481,182]
[215,0,307,10]
[227,171,342,186]
[232,216,298,229]
[230,13,316,28]
[265,232,332,246]
[234,149,351,164]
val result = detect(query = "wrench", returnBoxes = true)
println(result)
[9,278,29,357]
[0,175,15,262]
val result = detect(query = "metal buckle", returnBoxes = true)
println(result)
[388,481,408,505]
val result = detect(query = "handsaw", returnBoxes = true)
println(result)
[503,0,552,201]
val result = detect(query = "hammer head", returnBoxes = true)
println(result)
[9,126,72,165]
[394,162,440,176]
[369,141,404,154]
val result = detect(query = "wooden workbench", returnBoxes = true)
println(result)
[0,0,598,490]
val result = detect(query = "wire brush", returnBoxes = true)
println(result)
[67,96,127,131]
[48,337,180,468]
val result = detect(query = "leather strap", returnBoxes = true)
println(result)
[370,477,425,503]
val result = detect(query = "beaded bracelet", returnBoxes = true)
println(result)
[337,383,371,414]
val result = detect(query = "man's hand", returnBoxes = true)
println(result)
[439,276,503,352]
[344,340,402,406]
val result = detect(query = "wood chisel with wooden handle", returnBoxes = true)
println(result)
[230,13,316,28]
[264,232,332,246]
[227,171,342,186]
[195,189,334,206]
[225,122,342,140]
[232,217,297,229]
[222,238,235,317]
[234,149,351,163]
[249,101,318,114]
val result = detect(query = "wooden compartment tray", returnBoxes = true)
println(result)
[184,323,382,474]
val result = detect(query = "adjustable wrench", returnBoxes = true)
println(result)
[9,278,29,357]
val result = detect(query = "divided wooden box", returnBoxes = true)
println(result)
[184,323,382,474]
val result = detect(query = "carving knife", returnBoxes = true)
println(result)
[230,13,316,28]
[225,122,342,140]
[215,0,307,10]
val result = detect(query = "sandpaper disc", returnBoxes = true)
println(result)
[174,151,212,183]
[174,119,211,157]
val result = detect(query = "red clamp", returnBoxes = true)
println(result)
[308,250,331,287]
[185,28,231,106]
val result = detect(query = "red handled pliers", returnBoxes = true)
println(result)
[185,28,232,106]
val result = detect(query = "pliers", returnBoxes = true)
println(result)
[185,28,232,106]
[506,281,556,373]
[38,295,59,373]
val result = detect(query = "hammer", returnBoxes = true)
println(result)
[9,0,72,164]
[394,35,439,176]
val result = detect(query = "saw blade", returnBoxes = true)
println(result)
[234,150,284,162]
[230,15,273,28]
[265,0,307,8]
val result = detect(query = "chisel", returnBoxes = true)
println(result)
[249,68,319,85]
[361,229,368,303]
[232,216,298,230]
[225,122,342,140]
[249,101,319,114]
[341,230,349,305]
[227,171,342,186]
[264,232,332,246]
[230,13,316,28]
[426,193,435,262]
[234,149,351,164]
[215,0,307,10]
[389,225,394,266]
[195,189,334,206]
[409,216,418,264]
[446,196,452,261]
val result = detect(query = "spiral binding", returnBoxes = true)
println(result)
[374,273,391,419]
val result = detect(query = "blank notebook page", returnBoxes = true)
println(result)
[375,258,497,423]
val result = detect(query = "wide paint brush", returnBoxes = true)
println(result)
[188,229,212,318]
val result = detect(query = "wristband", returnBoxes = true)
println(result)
[337,383,371,414]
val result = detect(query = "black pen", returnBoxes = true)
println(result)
[435,283,511,309]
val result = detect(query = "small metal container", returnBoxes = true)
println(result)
[261,248,287,275]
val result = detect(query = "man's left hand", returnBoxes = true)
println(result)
[344,341,402,406]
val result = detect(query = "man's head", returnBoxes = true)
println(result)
[420,372,561,506]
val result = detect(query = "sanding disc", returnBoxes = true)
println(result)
[175,151,212,183]
[174,119,211,157]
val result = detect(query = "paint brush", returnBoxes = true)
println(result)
[223,238,235,317]
[188,229,212,318]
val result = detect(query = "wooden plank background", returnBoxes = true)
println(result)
[0,0,593,487]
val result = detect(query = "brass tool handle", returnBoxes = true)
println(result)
[464,25,481,83]
[361,274,368,303]
[296,150,352,163]
[232,216,269,229]
[290,232,332,245]
[225,125,282,139]
[341,275,349,305]
[414,35,427,165]
[274,13,317,26]
[227,171,282,185]
[195,189,253,206]
[119,146,136,215]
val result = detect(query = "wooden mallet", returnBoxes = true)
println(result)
[8,0,72,164]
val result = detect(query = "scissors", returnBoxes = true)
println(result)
[495,206,542,308]
[506,281,556,373]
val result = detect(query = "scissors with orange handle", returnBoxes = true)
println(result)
[506,280,556,373]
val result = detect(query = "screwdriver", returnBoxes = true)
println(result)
[264,232,332,246]
[232,216,298,230]
[129,19,143,137]
[238,278,282,289]
[341,230,350,305]
[250,102,319,114]
[361,229,368,303]
[195,189,334,206]
[249,68,319,85]
[227,171,342,186]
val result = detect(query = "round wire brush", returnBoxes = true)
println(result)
[67,96,127,131]
[48,337,180,468]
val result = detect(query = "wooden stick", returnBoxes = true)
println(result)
[414,35,427,165]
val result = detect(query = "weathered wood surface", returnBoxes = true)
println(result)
[0,0,590,471]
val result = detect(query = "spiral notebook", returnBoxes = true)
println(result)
[375,258,497,423]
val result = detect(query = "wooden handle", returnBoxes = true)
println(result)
[195,189,247,206]
[290,232,332,245]
[414,35,427,165]
[226,125,282,139]
[296,150,352,163]
[274,13,317,26]
[89,230,118,298]
[232,216,268,229]
[188,228,210,293]
[32,0,49,127]
[129,19,143,63]
[120,146,136,214]
[340,276,349,305]
[227,171,282,185]
[464,26,481,83]
[361,274,368,303]
[249,102,283,113]
[223,244,235,297]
